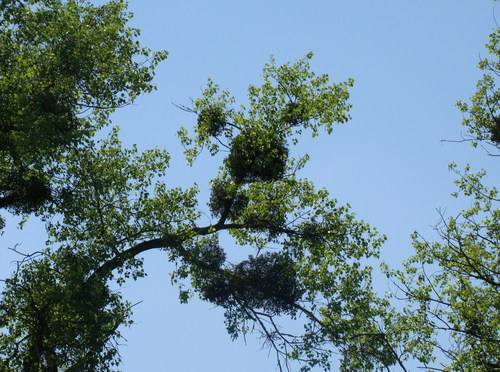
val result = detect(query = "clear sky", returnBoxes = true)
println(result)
[2,1,500,371]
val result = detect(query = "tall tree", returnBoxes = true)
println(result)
[0,2,394,370]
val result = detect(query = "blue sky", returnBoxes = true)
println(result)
[2,1,500,371]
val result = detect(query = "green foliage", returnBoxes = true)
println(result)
[208,178,248,220]
[281,101,310,126]
[0,2,171,363]
[198,252,303,315]
[226,128,289,184]
[384,166,500,371]
[0,3,398,371]
[0,127,199,370]
[0,250,131,371]
[0,0,167,216]
[382,23,500,371]
[177,52,353,165]
[197,105,228,137]
[0,174,52,213]
[456,27,500,151]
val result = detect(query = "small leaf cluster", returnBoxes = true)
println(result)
[197,105,228,137]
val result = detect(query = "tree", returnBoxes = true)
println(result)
[5,1,497,371]
[0,0,167,219]
[0,1,397,370]
[381,24,500,372]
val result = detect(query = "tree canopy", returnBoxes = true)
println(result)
[0,0,167,218]
[0,1,498,371]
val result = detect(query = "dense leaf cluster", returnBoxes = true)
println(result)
[280,101,310,127]
[0,174,51,213]
[198,253,303,314]
[226,129,289,184]
[197,106,227,137]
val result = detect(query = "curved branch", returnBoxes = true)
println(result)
[88,222,248,283]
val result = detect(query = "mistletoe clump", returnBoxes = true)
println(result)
[0,174,52,213]
[197,106,227,137]
[226,129,288,184]
[490,117,500,144]
[199,252,303,314]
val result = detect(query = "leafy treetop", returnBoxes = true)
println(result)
[0,0,167,217]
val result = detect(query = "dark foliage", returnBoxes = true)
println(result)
[226,129,288,184]
[0,0,168,223]
[0,175,52,214]
[0,94,78,215]
[197,106,227,137]
[0,92,82,157]
[341,333,399,370]
[208,179,248,220]
[491,117,500,144]
[199,252,303,314]
[191,240,227,271]
[243,213,283,230]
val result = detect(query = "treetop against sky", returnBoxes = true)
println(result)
[0,1,499,371]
